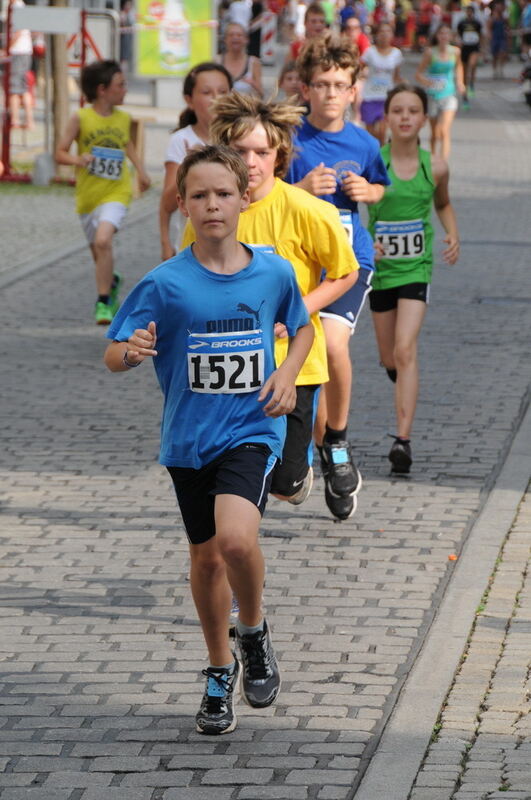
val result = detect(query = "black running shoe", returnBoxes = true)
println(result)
[320,439,362,497]
[386,368,397,383]
[324,482,357,521]
[236,619,280,709]
[388,436,412,474]
[195,658,240,735]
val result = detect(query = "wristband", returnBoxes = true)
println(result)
[123,350,141,368]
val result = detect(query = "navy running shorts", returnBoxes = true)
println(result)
[369,282,430,313]
[270,385,320,497]
[320,267,373,332]
[167,443,276,545]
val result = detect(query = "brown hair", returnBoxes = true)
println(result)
[81,59,121,103]
[384,82,428,114]
[305,2,326,22]
[174,62,233,131]
[209,92,305,178]
[297,31,360,86]
[176,144,248,198]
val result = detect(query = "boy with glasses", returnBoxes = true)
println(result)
[286,33,389,520]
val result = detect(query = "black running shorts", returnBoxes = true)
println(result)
[167,443,276,545]
[369,282,430,313]
[270,385,320,497]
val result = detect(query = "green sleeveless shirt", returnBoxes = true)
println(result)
[368,144,435,291]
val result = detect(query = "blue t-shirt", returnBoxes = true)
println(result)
[286,117,390,269]
[107,245,309,469]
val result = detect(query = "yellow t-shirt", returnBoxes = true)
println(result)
[75,107,132,215]
[181,178,359,385]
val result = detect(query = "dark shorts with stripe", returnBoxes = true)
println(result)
[167,443,276,545]
[320,267,373,331]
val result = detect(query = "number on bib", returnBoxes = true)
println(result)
[374,219,425,259]
[187,330,265,394]
[88,146,124,181]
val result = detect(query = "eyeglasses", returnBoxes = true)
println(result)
[309,82,353,93]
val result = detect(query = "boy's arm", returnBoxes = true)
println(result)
[55,113,92,167]
[259,322,314,417]
[303,270,359,316]
[125,139,151,192]
[432,156,460,265]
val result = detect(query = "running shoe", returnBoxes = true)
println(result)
[386,368,398,383]
[236,619,281,708]
[287,466,313,505]
[388,436,412,474]
[320,439,362,497]
[195,658,241,735]
[469,86,475,97]
[94,300,114,325]
[110,272,123,316]
[324,482,357,521]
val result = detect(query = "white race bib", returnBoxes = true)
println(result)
[339,210,355,247]
[88,146,124,180]
[374,219,425,259]
[187,330,264,394]
[462,30,480,45]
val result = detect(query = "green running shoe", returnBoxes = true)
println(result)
[110,273,123,315]
[94,301,114,326]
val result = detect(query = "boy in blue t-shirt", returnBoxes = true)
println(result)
[286,32,390,521]
[104,145,313,735]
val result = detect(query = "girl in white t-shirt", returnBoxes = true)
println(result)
[361,22,403,143]
[159,62,232,260]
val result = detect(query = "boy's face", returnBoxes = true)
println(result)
[231,123,278,201]
[99,71,127,106]
[179,163,250,241]
[280,69,301,96]
[305,12,326,37]
[302,66,356,126]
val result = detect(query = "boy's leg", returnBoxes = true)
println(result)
[93,220,117,297]
[319,317,352,440]
[270,386,319,504]
[189,536,234,666]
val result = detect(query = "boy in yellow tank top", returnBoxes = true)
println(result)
[56,60,151,325]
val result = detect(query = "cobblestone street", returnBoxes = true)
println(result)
[0,66,530,799]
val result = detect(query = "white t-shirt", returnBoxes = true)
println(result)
[164,125,205,248]
[228,0,252,29]
[361,46,403,102]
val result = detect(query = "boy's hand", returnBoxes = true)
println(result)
[138,170,151,192]
[125,321,158,365]
[341,171,373,202]
[78,153,94,168]
[298,162,337,196]
[442,235,460,265]
[258,366,297,417]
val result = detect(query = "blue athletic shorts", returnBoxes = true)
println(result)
[320,267,373,332]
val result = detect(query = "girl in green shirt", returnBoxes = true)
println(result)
[368,83,460,474]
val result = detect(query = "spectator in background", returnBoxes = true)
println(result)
[228,0,252,29]
[248,0,264,58]
[488,2,509,77]
[342,15,371,55]
[520,0,531,58]
[7,0,34,130]
[119,0,135,72]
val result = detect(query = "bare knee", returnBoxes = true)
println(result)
[93,235,112,255]
[191,546,225,581]
[394,340,416,369]
[217,529,255,568]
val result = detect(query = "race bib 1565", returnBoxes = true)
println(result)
[187,330,264,394]
[374,219,425,259]
[88,146,124,180]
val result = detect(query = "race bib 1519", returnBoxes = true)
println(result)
[187,330,264,394]
[374,219,425,259]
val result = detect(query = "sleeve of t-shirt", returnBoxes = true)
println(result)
[301,198,359,280]
[361,47,372,66]
[106,274,165,343]
[274,261,310,336]
[165,131,188,165]
[394,48,404,67]
[363,141,391,187]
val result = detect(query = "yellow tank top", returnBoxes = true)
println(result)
[75,107,132,214]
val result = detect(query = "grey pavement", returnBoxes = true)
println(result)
[1,56,531,800]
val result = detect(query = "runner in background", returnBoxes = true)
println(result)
[368,83,459,474]
[55,60,151,325]
[488,2,509,78]
[219,23,263,96]
[288,2,327,61]
[415,24,464,160]
[361,22,403,144]
[342,14,371,123]
[277,60,304,103]
[159,62,232,261]
[457,5,482,106]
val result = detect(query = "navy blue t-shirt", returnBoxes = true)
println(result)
[286,117,390,269]
[107,245,309,469]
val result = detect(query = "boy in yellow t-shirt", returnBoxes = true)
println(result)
[56,60,151,325]
[181,93,359,507]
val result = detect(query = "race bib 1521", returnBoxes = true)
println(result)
[88,146,124,180]
[374,219,425,259]
[187,330,265,394]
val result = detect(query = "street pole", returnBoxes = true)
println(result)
[50,0,70,177]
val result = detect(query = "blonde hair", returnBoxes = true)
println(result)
[210,92,305,177]
[297,31,360,86]
[176,144,248,198]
